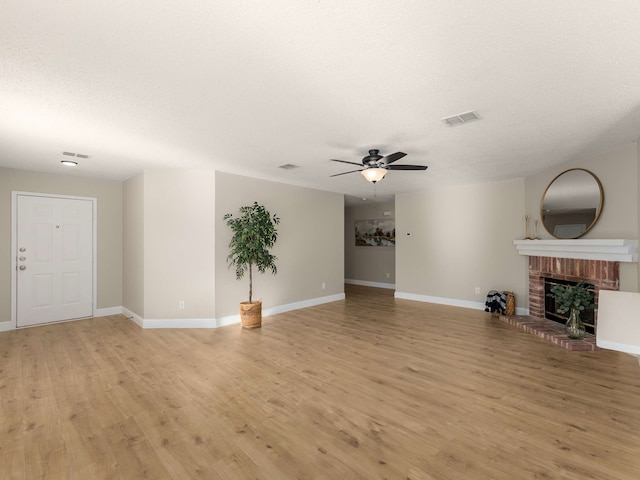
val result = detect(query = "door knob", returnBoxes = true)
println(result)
[19,265,26,271]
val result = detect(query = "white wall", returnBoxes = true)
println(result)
[344,200,396,287]
[396,178,527,309]
[215,172,344,318]
[0,167,123,322]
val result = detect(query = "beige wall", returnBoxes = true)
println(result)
[345,201,396,285]
[122,170,216,320]
[123,173,144,316]
[395,140,640,312]
[122,169,343,323]
[396,178,527,308]
[5,139,636,325]
[143,170,216,319]
[215,172,344,318]
[524,140,639,292]
[0,167,123,321]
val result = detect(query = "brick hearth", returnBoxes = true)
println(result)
[496,314,597,351]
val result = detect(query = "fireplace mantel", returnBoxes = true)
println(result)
[513,239,638,262]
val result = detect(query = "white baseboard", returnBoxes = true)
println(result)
[123,293,346,329]
[122,308,144,328]
[395,291,528,315]
[121,307,215,329]
[94,306,123,317]
[345,279,395,290]
[217,293,346,328]
[216,314,241,328]
[143,318,217,329]
[3,293,528,333]
[264,293,346,316]
[0,306,124,332]
[597,339,640,356]
[395,291,485,310]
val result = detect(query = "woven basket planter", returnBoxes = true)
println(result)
[239,301,262,329]
[504,291,516,316]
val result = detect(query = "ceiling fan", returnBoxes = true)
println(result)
[330,149,428,183]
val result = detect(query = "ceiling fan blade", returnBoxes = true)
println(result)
[330,159,363,166]
[387,164,428,171]
[382,152,407,164]
[330,169,363,177]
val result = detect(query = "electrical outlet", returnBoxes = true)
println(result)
[474,287,481,295]
[321,282,326,290]
[386,273,390,279]
[179,300,185,309]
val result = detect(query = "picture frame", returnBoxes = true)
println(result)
[355,218,395,247]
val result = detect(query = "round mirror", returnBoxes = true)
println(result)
[541,168,604,239]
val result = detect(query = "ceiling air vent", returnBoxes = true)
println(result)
[278,164,299,170]
[62,151,91,159]
[441,110,480,127]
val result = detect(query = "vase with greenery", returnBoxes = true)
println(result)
[547,281,594,339]
[224,202,280,329]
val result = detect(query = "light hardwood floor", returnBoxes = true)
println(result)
[2,284,640,479]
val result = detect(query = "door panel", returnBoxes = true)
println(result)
[33,274,54,308]
[17,195,93,327]
[34,223,53,261]
[62,272,80,304]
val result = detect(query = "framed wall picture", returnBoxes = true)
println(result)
[355,218,395,247]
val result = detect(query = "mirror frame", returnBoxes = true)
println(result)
[540,168,604,239]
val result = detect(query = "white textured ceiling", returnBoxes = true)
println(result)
[2,1,640,203]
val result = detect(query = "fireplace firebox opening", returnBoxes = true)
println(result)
[544,277,595,334]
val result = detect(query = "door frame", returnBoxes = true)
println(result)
[10,191,98,330]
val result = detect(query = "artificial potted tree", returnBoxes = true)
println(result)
[224,202,280,329]
[547,281,594,339]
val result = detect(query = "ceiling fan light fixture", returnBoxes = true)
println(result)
[361,168,387,183]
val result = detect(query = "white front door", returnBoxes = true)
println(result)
[16,194,94,327]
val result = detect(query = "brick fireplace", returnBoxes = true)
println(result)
[509,239,637,350]
[528,256,619,330]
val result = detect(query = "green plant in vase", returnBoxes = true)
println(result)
[547,281,594,339]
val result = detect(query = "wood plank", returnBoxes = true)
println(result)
[0,284,639,479]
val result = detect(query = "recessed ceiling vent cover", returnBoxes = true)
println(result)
[62,151,91,159]
[278,164,298,169]
[441,110,480,127]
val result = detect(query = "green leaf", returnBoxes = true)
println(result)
[224,202,279,303]
[546,281,594,314]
